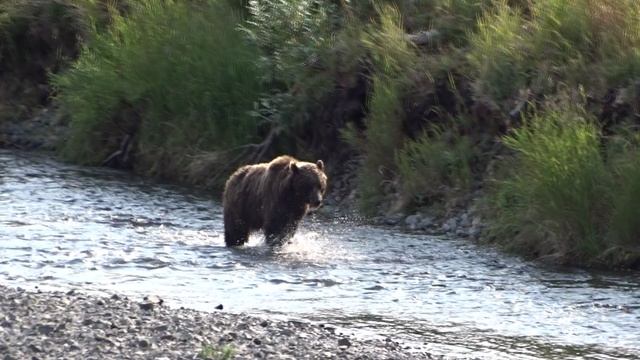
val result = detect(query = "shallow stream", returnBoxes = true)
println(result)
[1,150,638,359]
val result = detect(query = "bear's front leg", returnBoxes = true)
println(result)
[264,218,299,246]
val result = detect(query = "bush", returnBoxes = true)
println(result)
[342,4,419,215]
[244,0,337,87]
[0,0,93,119]
[53,0,263,176]
[396,128,473,207]
[467,2,528,101]
[605,129,640,248]
[469,0,640,103]
[488,108,610,259]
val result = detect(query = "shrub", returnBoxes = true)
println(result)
[434,0,492,45]
[199,343,234,360]
[348,75,406,215]
[53,0,263,175]
[467,2,528,101]
[605,129,640,248]
[244,0,337,87]
[0,0,94,120]
[396,128,473,207]
[343,4,419,215]
[488,108,610,259]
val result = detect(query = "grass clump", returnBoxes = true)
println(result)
[342,4,419,215]
[467,2,527,101]
[605,130,640,249]
[199,343,234,360]
[53,0,263,179]
[0,0,94,121]
[468,0,640,104]
[487,107,610,260]
[396,128,474,208]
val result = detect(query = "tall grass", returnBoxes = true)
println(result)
[467,2,527,101]
[469,0,640,103]
[605,130,640,248]
[53,0,263,173]
[347,75,406,215]
[488,108,610,259]
[343,5,419,215]
[396,128,474,207]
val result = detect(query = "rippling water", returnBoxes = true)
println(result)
[1,150,639,359]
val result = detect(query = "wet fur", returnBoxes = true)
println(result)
[223,155,327,247]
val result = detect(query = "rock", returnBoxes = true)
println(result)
[404,214,422,230]
[153,324,169,332]
[214,304,223,310]
[27,344,43,353]
[407,29,441,46]
[384,214,404,226]
[36,323,55,335]
[419,216,434,230]
[95,334,117,347]
[459,213,471,228]
[441,218,458,233]
[338,338,351,347]
[138,295,162,311]
[160,334,176,341]
[137,337,151,348]
[0,285,423,359]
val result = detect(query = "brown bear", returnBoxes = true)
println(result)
[222,155,327,247]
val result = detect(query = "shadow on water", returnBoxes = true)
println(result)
[1,150,639,359]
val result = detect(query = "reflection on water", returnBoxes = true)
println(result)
[1,150,639,359]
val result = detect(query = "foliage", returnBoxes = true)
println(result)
[244,0,337,87]
[342,4,420,215]
[606,129,640,248]
[467,2,527,101]
[434,0,492,45]
[199,343,234,360]
[468,0,640,104]
[352,76,406,215]
[396,128,473,206]
[53,0,263,173]
[487,107,610,259]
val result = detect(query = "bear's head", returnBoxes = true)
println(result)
[290,160,327,210]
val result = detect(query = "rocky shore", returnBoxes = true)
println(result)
[0,285,431,360]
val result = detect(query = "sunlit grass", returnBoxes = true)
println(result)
[53,0,263,173]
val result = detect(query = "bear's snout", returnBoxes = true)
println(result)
[309,190,323,209]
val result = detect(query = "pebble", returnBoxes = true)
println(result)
[0,284,428,359]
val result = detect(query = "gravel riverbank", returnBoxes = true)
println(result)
[0,285,431,360]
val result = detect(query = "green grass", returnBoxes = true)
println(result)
[53,0,263,176]
[199,343,234,360]
[467,2,528,101]
[347,75,406,215]
[468,0,640,103]
[487,108,610,260]
[341,4,420,215]
[605,129,640,248]
[396,128,474,207]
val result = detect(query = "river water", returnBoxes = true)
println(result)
[0,150,638,359]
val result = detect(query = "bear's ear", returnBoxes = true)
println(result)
[316,160,324,171]
[290,162,300,173]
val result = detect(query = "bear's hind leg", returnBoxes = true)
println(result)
[224,212,250,247]
[225,225,249,247]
